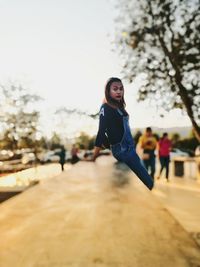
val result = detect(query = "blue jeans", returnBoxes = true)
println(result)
[111,144,154,190]
[159,156,170,179]
[142,149,156,179]
[143,156,156,180]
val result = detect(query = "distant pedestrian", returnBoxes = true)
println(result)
[138,127,157,180]
[91,77,154,190]
[59,146,66,171]
[71,144,80,164]
[157,133,172,181]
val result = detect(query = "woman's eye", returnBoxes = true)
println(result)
[113,87,123,91]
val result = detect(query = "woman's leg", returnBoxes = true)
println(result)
[159,157,165,177]
[165,157,170,180]
[122,149,154,190]
[143,159,149,173]
[149,156,156,180]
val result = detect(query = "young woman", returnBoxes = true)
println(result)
[157,132,172,181]
[92,77,154,190]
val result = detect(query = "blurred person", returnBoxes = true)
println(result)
[71,144,80,164]
[138,127,157,180]
[59,146,66,171]
[91,77,154,190]
[157,132,172,181]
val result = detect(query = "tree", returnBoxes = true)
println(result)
[171,133,181,145]
[88,136,96,150]
[76,132,93,150]
[0,82,42,150]
[49,132,62,150]
[54,107,98,142]
[0,130,13,150]
[114,0,200,141]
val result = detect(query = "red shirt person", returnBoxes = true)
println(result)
[158,134,171,157]
[157,133,172,181]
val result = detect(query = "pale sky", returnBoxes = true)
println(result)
[0,0,191,138]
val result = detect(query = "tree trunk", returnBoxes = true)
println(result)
[158,34,200,142]
[174,78,200,142]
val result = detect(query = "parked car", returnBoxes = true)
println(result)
[39,151,60,163]
[170,148,189,159]
[180,149,195,157]
[65,151,72,162]
[21,153,36,164]
[0,150,14,161]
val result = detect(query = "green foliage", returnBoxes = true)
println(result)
[175,137,198,152]
[36,137,48,150]
[0,82,42,149]
[170,133,181,145]
[49,132,62,150]
[115,0,200,140]
[166,131,198,151]
[88,136,96,150]
[0,130,13,150]
[76,132,95,150]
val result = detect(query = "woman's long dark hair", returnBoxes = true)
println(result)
[104,77,126,109]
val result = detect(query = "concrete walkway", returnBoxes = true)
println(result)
[153,177,200,229]
[0,156,200,267]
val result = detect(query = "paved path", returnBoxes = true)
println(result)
[153,160,200,247]
[0,157,200,267]
[153,159,200,246]
[153,177,200,233]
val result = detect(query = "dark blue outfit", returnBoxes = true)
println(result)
[59,148,66,171]
[95,103,154,190]
[159,156,170,179]
[143,149,156,179]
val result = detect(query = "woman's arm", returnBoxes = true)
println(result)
[95,106,107,147]
[89,105,109,162]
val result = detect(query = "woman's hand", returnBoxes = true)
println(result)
[82,147,101,162]
[92,146,101,162]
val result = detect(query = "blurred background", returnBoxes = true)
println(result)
[0,0,199,178]
[0,2,200,264]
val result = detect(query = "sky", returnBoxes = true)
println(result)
[0,0,192,139]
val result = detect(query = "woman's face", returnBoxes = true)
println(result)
[109,81,124,102]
